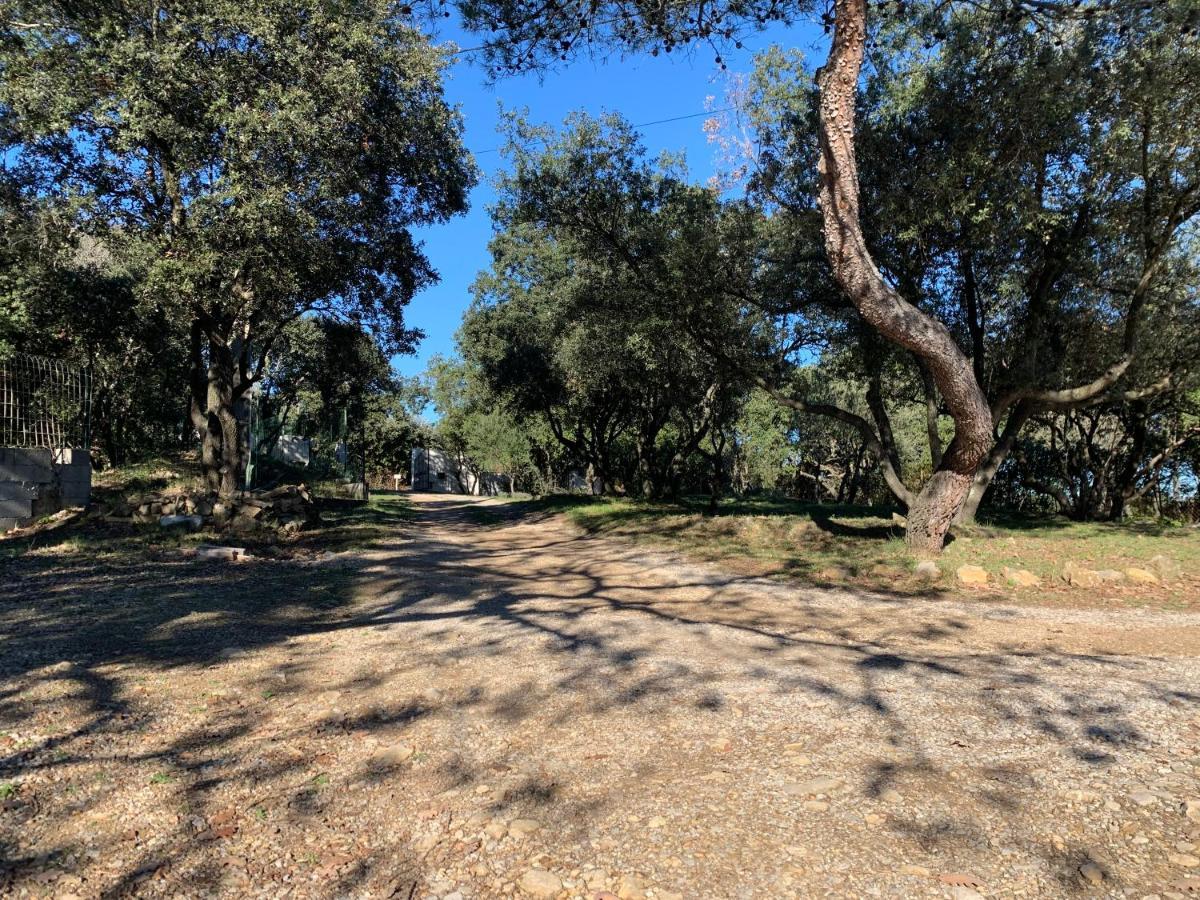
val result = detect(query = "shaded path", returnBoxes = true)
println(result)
[1,492,1198,898]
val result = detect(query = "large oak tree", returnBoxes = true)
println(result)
[2,0,474,494]
[451,0,1198,551]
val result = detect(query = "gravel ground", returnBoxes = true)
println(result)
[2,493,1199,899]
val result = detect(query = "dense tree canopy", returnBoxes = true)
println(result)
[1,0,474,493]
[0,0,1196,538]
[444,0,1199,547]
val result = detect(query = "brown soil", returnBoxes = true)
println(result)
[2,493,1199,899]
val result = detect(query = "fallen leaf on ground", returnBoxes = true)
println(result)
[939,872,985,888]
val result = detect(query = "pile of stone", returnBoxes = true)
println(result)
[111,484,319,535]
[1061,556,1178,587]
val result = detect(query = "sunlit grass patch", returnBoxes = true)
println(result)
[558,495,1200,608]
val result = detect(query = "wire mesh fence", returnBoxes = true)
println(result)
[244,394,364,496]
[0,353,92,449]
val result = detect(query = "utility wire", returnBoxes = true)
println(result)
[470,105,743,156]
[468,92,806,157]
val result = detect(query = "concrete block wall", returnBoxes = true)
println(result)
[0,447,91,531]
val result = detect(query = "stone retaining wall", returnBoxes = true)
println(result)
[107,483,319,535]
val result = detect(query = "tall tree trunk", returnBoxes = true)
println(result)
[189,317,246,497]
[1108,406,1147,521]
[816,0,992,554]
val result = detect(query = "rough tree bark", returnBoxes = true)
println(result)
[815,0,993,554]
[188,320,247,497]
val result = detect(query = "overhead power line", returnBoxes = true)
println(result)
[471,103,758,156]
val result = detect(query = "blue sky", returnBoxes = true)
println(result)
[394,18,826,379]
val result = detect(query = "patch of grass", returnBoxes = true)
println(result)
[311,773,331,788]
[291,492,415,553]
[1,477,413,572]
[0,782,18,799]
[462,493,599,527]
[92,453,205,497]
[552,495,1200,608]
[149,771,174,785]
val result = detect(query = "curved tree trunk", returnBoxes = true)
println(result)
[954,401,1035,525]
[816,0,992,554]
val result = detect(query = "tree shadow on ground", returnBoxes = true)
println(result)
[0,493,1195,896]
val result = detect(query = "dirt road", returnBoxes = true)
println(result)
[2,493,1199,898]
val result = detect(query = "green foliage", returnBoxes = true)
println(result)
[461,408,530,491]
[463,111,760,498]
[733,390,796,492]
[255,316,428,485]
[721,4,1200,518]
[1,1,473,489]
[423,354,534,491]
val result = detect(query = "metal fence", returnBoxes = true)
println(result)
[244,394,364,495]
[0,353,92,449]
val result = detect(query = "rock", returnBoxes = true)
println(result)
[507,818,541,839]
[230,514,261,533]
[1079,862,1105,884]
[646,815,667,828]
[1094,569,1125,582]
[517,868,561,897]
[1170,853,1200,868]
[159,514,203,530]
[949,888,984,900]
[1130,789,1158,806]
[1062,561,1101,587]
[483,821,507,840]
[1149,554,1182,582]
[1001,567,1040,587]
[956,565,989,586]
[803,800,830,811]
[816,566,851,581]
[582,870,609,889]
[786,775,842,796]
[1184,799,1200,822]
[914,560,940,581]
[616,875,647,900]
[880,788,902,803]
[899,864,930,877]
[195,544,251,562]
[1126,567,1159,584]
[372,744,414,766]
